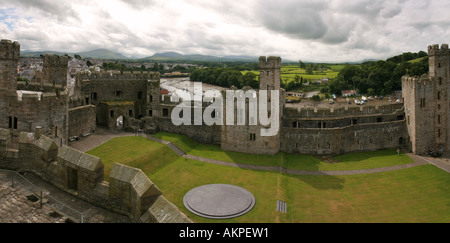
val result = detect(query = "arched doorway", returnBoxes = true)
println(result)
[116,116,125,129]
[438,144,444,152]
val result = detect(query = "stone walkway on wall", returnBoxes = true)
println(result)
[0,170,131,223]
[0,176,66,223]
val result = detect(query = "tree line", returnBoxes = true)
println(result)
[101,62,197,74]
[329,52,429,96]
[189,68,259,89]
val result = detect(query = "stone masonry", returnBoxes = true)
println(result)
[402,44,449,154]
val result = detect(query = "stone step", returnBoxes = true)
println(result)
[276,200,287,213]
[167,142,186,156]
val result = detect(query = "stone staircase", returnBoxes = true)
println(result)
[166,142,186,156]
[143,134,186,157]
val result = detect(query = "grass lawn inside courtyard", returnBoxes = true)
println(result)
[86,135,450,223]
[152,132,416,171]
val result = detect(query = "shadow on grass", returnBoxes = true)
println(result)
[286,172,345,190]
[153,132,345,190]
[283,156,345,190]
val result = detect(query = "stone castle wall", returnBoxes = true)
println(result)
[68,105,96,138]
[1,40,70,147]
[282,103,408,155]
[0,128,192,223]
[0,88,69,148]
[220,57,285,155]
[42,55,68,87]
[281,119,407,155]
[402,75,435,154]
[402,44,449,155]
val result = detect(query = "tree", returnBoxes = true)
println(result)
[294,75,300,84]
[228,74,241,88]
[320,86,330,94]
[305,65,313,75]
[86,60,93,67]
[299,60,306,69]
[153,62,159,71]
[311,95,321,102]
[242,72,258,88]
[417,51,427,58]
[217,72,231,87]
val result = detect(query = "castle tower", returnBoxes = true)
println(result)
[0,40,20,140]
[402,44,449,154]
[220,56,283,155]
[0,39,20,94]
[42,54,69,87]
[429,44,449,153]
[259,56,281,91]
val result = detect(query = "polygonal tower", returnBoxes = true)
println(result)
[0,40,19,136]
[402,44,449,154]
[428,44,449,153]
[259,56,281,91]
[0,39,19,95]
[43,54,69,87]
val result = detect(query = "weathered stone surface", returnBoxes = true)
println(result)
[142,196,193,223]
[403,44,449,154]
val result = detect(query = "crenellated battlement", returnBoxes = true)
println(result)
[43,54,68,68]
[284,103,404,118]
[13,90,68,104]
[0,128,192,223]
[76,70,160,81]
[428,44,450,56]
[259,56,282,69]
[0,39,20,60]
[402,74,433,87]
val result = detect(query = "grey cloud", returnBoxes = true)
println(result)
[340,0,384,19]
[258,0,328,40]
[3,0,82,23]
[412,21,450,32]
[117,0,156,9]
[381,6,402,18]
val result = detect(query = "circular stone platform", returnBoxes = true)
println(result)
[183,184,256,219]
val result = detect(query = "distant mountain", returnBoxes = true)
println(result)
[141,53,262,63]
[76,49,128,59]
[151,52,183,58]
[223,55,259,60]
[21,49,128,59]
[21,50,67,57]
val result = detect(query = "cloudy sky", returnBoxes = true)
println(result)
[1,0,449,62]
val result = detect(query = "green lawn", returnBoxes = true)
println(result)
[151,159,450,223]
[85,136,179,181]
[153,132,415,171]
[86,136,450,223]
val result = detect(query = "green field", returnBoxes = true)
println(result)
[242,64,347,84]
[86,134,450,223]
